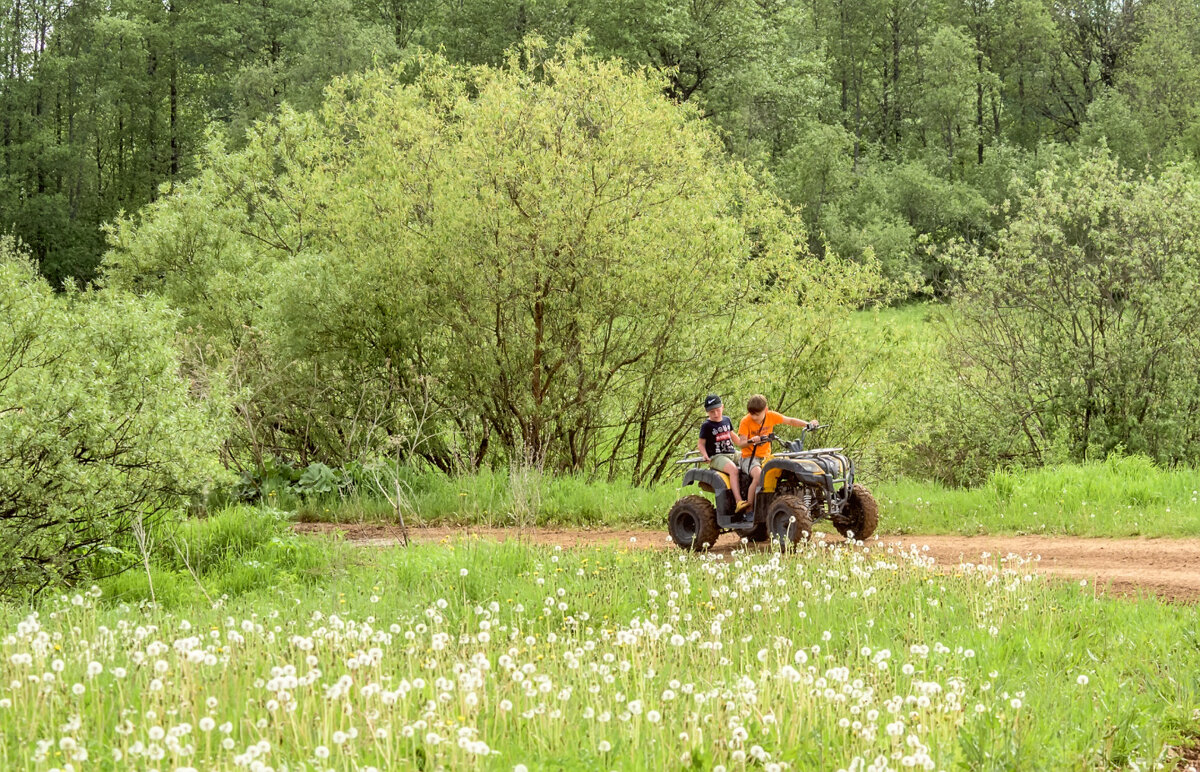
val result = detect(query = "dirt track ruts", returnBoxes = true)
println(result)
[293,523,1200,603]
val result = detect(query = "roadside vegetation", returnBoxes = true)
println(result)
[4,33,1200,602]
[228,301,1200,539]
[280,454,1200,538]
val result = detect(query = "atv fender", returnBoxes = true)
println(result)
[761,458,832,494]
[682,468,736,522]
[683,467,730,493]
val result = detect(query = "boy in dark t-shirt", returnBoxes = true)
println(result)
[697,394,750,513]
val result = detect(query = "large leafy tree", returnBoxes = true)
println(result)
[106,40,877,479]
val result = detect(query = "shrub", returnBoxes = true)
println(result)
[948,152,1200,467]
[0,240,227,598]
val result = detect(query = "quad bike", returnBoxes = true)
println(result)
[668,425,878,550]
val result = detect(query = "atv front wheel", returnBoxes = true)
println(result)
[834,483,879,541]
[767,495,813,549]
[668,495,720,551]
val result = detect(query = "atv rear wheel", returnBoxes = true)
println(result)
[668,495,720,551]
[767,495,813,549]
[834,483,879,541]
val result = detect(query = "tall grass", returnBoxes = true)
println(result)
[283,455,1200,538]
[99,506,359,607]
[291,467,680,528]
[879,455,1200,536]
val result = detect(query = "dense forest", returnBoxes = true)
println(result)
[5,0,1200,287]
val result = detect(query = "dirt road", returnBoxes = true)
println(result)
[293,523,1200,602]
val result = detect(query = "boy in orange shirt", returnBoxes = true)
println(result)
[738,394,819,513]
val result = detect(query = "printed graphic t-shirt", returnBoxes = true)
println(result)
[739,410,785,458]
[699,417,736,457]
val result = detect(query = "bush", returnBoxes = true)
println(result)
[948,152,1200,467]
[0,240,227,598]
[228,458,352,504]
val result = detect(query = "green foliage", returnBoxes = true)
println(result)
[1080,91,1153,169]
[284,451,1200,538]
[812,158,999,290]
[295,462,341,496]
[106,39,878,480]
[8,0,1200,489]
[880,454,1200,536]
[0,0,401,283]
[100,505,352,606]
[916,26,984,166]
[1116,0,1200,161]
[849,305,1018,486]
[0,238,228,598]
[226,458,352,504]
[9,0,1200,293]
[949,152,1200,468]
[293,464,681,528]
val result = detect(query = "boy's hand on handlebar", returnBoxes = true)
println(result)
[807,420,820,429]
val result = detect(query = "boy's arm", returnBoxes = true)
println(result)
[781,415,818,428]
[730,431,748,448]
[697,437,709,461]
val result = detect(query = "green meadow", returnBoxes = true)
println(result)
[2,510,1197,770]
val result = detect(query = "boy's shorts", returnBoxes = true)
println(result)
[709,454,738,474]
[734,455,763,474]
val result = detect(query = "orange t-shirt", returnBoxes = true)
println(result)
[739,411,785,458]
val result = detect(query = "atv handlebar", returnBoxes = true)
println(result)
[750,423,830,445]
[795,423,830,452]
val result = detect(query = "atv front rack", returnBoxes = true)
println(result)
[771,448,843,458]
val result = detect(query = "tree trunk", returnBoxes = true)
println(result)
[529,291,545,458]
[169,1,179,180]
[976,49,984,164]
[891,5,901,145]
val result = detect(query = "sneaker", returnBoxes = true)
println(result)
[735,500,751,514]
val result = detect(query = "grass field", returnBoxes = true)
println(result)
[1,509,1197,770]
[289,454,1200,538]
[9,302,1196,768]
